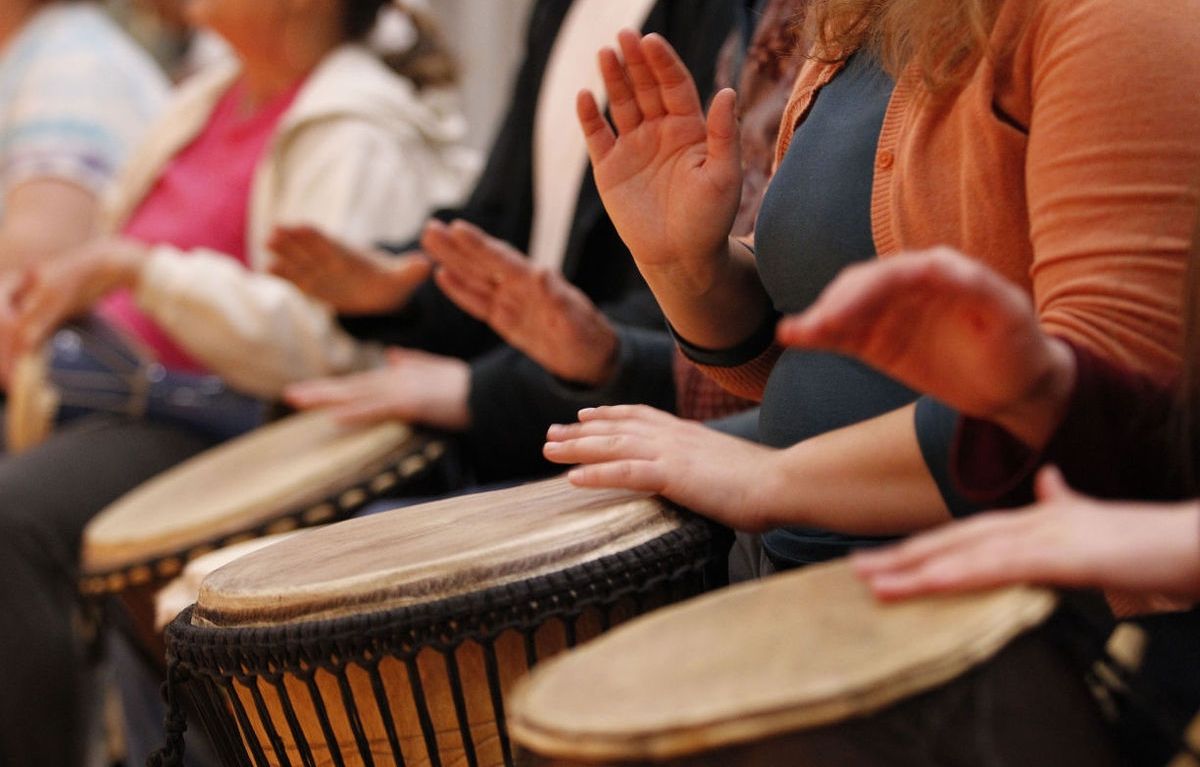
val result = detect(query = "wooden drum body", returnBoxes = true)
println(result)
[510,560,1121,767]
[81,410,443,652]
[162,478,715,767]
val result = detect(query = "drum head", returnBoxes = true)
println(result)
[83,410,418,580]
[5,350,58,453]
[508,559,1057,762]
[193,476,685,628]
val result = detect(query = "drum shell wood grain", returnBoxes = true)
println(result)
[183,596,672,767]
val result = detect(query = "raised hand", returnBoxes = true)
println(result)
[268,225,432,315]
[421,219,619,386]
[852,467,1200,601]
[544,404,782,532]
[776,248,1076,449]
[578,30,742,292]
[283,347,470,431]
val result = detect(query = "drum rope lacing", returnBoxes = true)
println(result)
[151,518,718,767]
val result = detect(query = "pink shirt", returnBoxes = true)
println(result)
[98,78,301,371]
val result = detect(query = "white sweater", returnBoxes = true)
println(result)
[102,45,479,398]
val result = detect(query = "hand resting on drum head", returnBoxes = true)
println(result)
[853,466,1200,602]
[285,346,471,431]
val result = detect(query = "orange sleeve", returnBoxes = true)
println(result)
[1024,0,1200,379]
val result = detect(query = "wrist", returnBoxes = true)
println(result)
[993,337,1076,449]
[742,447,795,533]
[568,321,621,388]
[99,239,146,293]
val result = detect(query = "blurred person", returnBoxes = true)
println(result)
[0,0,475,762]
[0,0,167,270]
[271,0,737,486]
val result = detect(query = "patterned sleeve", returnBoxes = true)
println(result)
[0,7,167,195]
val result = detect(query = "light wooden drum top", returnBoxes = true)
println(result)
[82,410,437,593]
[192,476,685,628]
[509,559,1058,763]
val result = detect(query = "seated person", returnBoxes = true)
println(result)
[269,0,738,487]
[785,247,1200,766]
[0,0,168,269]
[542,0,1200,580]
[0,0,475,762]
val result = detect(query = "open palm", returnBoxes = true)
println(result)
[422,219,618,386]
[578,30,741,284]
[777,249,1075,444]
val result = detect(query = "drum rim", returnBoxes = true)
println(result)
[79,434,447,596]
[505,560,1060,762]
[163,518,713,675]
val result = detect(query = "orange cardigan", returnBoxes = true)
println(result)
[702,0,1200,400]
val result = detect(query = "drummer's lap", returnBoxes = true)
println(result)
[0,413,219,564]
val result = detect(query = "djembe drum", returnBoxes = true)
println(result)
[81,409,444,654]
[159,477,715,767]
[509,559,1122,767]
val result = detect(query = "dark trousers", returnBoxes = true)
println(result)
[0,414,216,767]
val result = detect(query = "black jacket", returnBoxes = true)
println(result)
[343,0,737,482]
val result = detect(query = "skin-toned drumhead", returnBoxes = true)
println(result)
[508,559,1058,762]
[83,411,412,575]
[5,351,57,453]
[193,476,683,628]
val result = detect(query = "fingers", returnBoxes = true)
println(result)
[597,44,643,134]
[578,404,678,425]
[433,267,493,321]
[705,88,740,170]
[326,398,404,428]
[861,549,1018,601]
[11,270,58,355]
[390,252,434,290]
[1034,465,1075,502]
[852,511,1020,577]
[269,226,354,295]
[422,220,522,293]
[546,416,655,443]
[577,90,616,161]
[776,260,913,351]
[283,375,367,410]
[641,33,702,117]
[446,220,526,279]
[566,461,668,493]
[543,432,658,466]
[616,28,665,120]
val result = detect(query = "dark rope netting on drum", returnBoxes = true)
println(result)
[152,518,718,767]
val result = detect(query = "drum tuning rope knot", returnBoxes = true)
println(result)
[147,658,190,767]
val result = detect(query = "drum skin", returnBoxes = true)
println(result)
[163,477,715,767]
[79,409,441,667]
[509,561,1121,767]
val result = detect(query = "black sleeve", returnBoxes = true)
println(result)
[462,322,677,484]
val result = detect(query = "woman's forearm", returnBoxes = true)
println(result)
[641,236,774,351]
[0,179,99,270]
[754,404,952,535]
